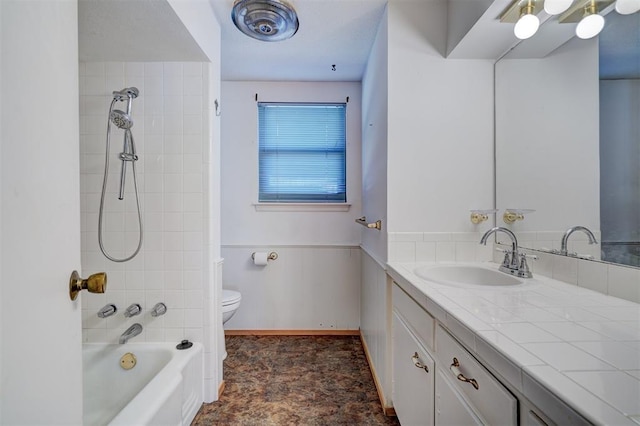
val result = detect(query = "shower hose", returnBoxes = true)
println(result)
[97,98,143,262]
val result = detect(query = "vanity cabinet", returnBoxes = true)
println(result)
[392,282,518,426]
[392,312,435,425]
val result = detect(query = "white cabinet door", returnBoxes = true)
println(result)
[435,369,483,426]
[393,312,435,426]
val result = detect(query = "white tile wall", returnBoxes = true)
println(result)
[510,246,640,304]
[388,232,494,262]
[78,62,214,346]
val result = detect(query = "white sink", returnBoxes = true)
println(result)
[414,265,523,287]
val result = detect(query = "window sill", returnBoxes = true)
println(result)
[254,203,351,212]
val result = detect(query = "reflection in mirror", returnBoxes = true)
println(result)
[495,9,640,268]
[600,12,640,267]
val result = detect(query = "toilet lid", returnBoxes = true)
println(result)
[222,289,241,306]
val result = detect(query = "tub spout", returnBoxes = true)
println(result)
[119,323,142,344]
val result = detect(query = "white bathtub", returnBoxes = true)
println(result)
[83,342,203,426]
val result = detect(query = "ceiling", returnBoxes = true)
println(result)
[79,0,387,82]
[208,0,388,81]
[78,0,209,62]
[78,0,638,81]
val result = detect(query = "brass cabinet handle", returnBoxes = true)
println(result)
[411,352,429,373]
[69,270,107,301]
[450,357,479,390]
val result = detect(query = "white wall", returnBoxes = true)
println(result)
[1,1,83,423]
[386,0,495,235]
[360,6,393,409]
[220,81,362,330]
[221,81,362,245]
[496,38,600,240]
[78,60,221,401]
[361,5,389,266]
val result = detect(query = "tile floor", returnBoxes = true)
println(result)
[192,335,399,425]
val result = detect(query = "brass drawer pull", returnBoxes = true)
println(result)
[411,352,429,373]
[450,357,479,390]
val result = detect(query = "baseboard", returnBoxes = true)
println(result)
[360,331,396,417]
[218,380,226,397]
[225,329,360,336]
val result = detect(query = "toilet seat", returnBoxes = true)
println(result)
[222,289,241,306]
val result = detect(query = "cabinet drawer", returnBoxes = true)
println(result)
[393,312,435,426]
[436,325,517,425]
[393,283,435,350]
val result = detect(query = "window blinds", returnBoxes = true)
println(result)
[258,102,347,202]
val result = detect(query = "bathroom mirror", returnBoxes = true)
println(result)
[495,11,640,268]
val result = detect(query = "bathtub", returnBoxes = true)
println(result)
[83,342,203,426]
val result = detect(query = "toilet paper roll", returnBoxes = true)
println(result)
[253,252,269,266]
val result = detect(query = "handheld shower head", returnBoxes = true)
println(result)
[110,110,133,129]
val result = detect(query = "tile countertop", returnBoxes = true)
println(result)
[387,261,640,426]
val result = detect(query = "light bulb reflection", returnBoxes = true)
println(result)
[576,13,605,39]
[615,0,640,14]
[544,0,573,15]
[514,13,540,39]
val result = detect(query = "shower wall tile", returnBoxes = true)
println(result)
[79,61,211,350]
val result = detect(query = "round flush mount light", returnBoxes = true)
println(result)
[615,0,640,14]
[231,0,299,42]
[576,1,605,39]
[543,0,574,15]
[514,2,540,39]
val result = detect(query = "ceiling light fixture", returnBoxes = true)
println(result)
[514,0,541,39]
[575,0,605,39]
[231,0,299,42]
[615,0,640,14]
[544,0,574,14]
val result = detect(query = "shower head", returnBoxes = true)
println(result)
[110,110,133,129]
[231,0,299,42]
[112,87,139,101]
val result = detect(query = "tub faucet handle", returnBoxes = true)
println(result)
[150,302,167,317]
[97,304,117,318]
[124,303,142,318]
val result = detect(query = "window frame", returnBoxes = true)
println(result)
[256,102,349,207]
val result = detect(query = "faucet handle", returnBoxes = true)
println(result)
[150,302,167,317]
[500,251,511,268]
[518,253,534,278]
[124,303,142,318]
[97,304,117,318]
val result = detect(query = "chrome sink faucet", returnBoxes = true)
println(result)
[119,323,143,344]
[480,226,533,278]
[560,226,598,256]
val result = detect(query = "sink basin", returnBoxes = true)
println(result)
[414,265,523,287]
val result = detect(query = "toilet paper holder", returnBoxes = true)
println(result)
[251,251,278,261]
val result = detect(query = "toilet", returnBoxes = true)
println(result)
[222,289,242,324]
[221,289,241,360]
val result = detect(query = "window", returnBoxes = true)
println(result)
[258,102,347,203]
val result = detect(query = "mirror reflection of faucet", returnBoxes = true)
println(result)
[560,225,598,256]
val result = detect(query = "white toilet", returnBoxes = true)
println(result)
[221,289,241,360]
[222,289,242,324]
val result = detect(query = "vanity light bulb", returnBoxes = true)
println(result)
[544,0,573,15]
[615,0,640,14]
[514,13,540,39]
[575,13,605,39]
